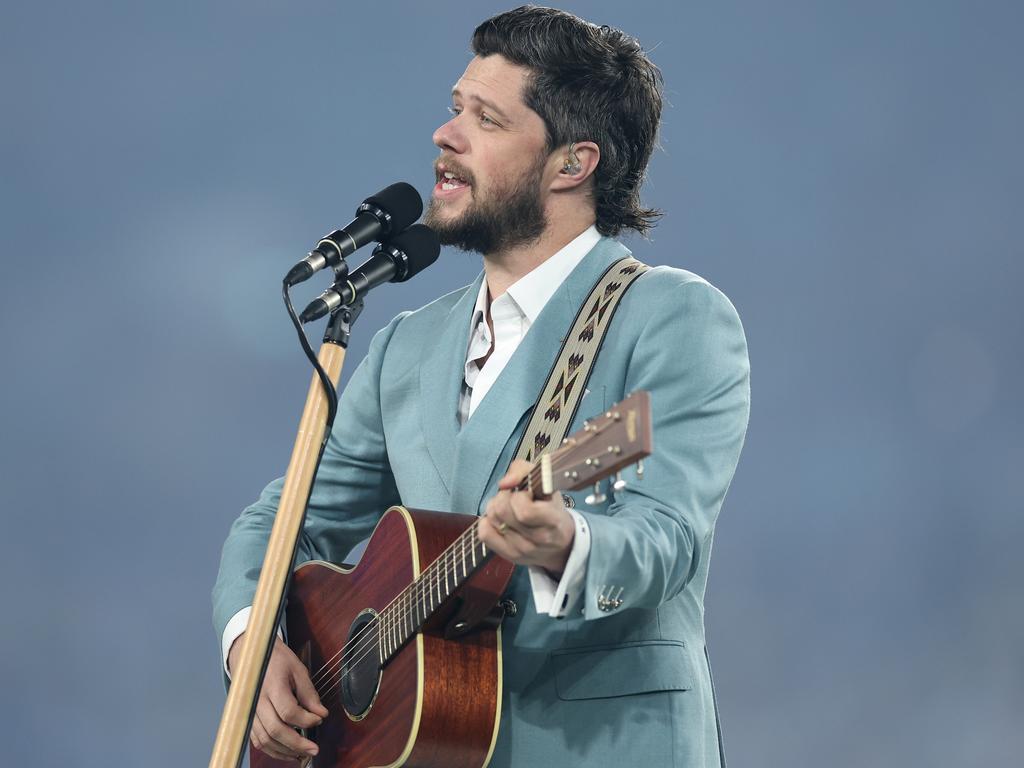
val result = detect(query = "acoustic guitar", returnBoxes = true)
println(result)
[252,390,652,768]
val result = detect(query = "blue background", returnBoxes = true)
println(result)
[1,1,1021,765]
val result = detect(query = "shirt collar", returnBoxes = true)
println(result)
[470,224,602,325]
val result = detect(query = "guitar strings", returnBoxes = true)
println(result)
[305,456,545,693]
[306,453,556,695]
[307,431,622,702]
[307,519,483,694]
[309,432,620,702]
[306,422,623,700]
[311,523,487,703]
[309,509,491,698]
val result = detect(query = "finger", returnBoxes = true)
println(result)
[291,664,329,720]
[265,660,324,730]
[477,515,521,561]
[484,498,518,536]
[277,687,325,731]
[495,523,534,562]
[261,693,319,757]
[509,492,553,529]
[482,493,503,522]
[253,711,305,762]
[498,459,533,489]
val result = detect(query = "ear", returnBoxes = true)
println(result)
[548,140,600,192]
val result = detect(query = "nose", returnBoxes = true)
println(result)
[433,113,467,154]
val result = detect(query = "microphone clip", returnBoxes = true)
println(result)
[323,295,364,348]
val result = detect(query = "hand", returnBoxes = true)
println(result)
[478,459,576,576]
[228,633,328,762]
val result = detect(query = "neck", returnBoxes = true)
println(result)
[482,212,595,301]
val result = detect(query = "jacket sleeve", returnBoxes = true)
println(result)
[579,277,750,620]
[211,312,407,644]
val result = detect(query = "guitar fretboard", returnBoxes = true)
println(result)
[376,522,490,663]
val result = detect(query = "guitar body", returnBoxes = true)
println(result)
[251,506,513,768]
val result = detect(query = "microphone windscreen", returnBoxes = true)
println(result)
[388,224,441,282]
[362,182,423,234]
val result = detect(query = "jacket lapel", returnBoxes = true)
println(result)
[448,238,631,516]
[418,272,484,494]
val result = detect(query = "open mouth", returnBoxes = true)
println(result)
[438,170,471,191]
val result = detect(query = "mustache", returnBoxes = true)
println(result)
[434,157,475,185]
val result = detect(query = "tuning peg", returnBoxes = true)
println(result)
[585,481,607,505]
[613,472,627,492]
[635,460,645,480]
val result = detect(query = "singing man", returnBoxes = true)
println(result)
[214,6,750,766]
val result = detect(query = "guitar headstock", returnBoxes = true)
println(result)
[533,390,652,500]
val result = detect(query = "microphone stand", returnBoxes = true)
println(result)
[208,296,364,768]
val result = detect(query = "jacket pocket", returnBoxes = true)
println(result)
[552,640,693,701]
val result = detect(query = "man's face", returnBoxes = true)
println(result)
[424,54,554,254]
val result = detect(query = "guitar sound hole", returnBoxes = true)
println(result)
[340,611,382,718]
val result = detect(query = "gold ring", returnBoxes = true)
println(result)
[497,521,508,535]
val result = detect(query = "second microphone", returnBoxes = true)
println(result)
[299,224,441,324]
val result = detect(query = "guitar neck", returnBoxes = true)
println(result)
[376,389,652,665]
[377,521,492,664]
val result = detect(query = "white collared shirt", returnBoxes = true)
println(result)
[222,225,600,672]
[457,225,600,618]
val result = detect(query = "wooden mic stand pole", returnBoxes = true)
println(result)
[208,300,363,768]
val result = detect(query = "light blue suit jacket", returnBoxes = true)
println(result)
[213,237,750,767]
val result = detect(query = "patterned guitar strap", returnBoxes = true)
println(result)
[510,255,648,464]
[507,254,730,768]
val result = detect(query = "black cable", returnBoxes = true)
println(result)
[282,279,339,428]
[231,281,341,768]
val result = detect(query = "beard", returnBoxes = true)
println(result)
[424,154,548,255]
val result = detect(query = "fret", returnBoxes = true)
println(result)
[387,609,395,658]
[405,594,411,631]
[376,520,501,668]
[387,606,395,655]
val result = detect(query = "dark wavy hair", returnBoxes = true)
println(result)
[471,5,664,238]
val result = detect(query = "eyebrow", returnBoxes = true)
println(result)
[450,88,512,123]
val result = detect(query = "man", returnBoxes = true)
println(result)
[213,6,750,767]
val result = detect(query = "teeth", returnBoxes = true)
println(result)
[444,171,456,179]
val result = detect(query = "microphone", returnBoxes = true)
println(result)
[299,224,441,323]
[285,182,423,286]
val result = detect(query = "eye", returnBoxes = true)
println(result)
[479,113,496,126]
[447,105,462,117]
